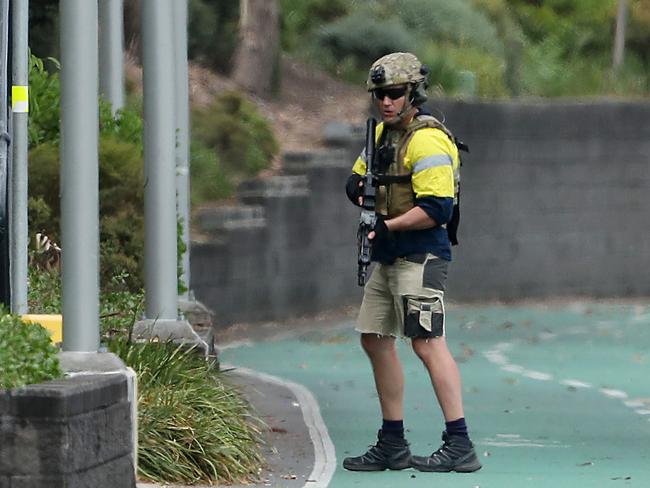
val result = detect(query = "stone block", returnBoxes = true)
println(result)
[7,417,68,474]
[195,204,266,233]
[67,402,132,471]
[9,454,135,488]
[0,391,9,415]
[10,374,126,418]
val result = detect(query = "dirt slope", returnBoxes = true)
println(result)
[187,57,369,156]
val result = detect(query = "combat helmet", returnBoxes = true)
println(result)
[367,52,429,105]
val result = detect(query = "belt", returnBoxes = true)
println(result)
[402,253,428,264]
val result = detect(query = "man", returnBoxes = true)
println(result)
[343,52,481,473]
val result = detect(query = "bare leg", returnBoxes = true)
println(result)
[361,333,404,420]
[411,336,464,421]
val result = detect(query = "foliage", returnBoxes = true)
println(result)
[177,218,188,296]
[189,140,233,204]
[281,0,650,98]
[191,91,278,196]
[109,339,264,484]
[28,54,61,147]
[280,0,349,51]
[0,311,63,390]
[28,0,60,60]
[390,0,503,56]
[27,257,144,341]
[291,0,506,96]
[28,135,146,291]
[27,266,62,315]
[317,12,416,72]
[188,0,240,74]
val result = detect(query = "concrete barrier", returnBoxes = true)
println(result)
[190,100,650,328]
[0,374,136,488]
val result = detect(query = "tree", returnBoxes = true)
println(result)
[233,0,279,96]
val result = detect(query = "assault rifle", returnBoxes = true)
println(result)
[357,118,378,286]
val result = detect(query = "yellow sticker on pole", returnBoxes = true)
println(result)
[12,85,29,113]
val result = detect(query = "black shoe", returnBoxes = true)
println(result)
[411,431,482,473]
[343,430,412,471]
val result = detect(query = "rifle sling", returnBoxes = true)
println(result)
[374,174,412,185]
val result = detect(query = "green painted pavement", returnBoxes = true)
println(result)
[221,303,650,487]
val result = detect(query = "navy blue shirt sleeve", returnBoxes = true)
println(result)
[415,196,454,226]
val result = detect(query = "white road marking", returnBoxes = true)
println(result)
[480,437,566,448]
[522,370,553,381]
[224,364,336,488]
[561,379,593,389]
[600,388,628,399]
[482,323,650,422]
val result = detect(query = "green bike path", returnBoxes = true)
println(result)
[220,303,650,487]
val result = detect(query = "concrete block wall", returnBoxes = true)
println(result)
[0,374,135,488]
[190,101,650,327]
[191,148,363,326]
[433,99,650,300]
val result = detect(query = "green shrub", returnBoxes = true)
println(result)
[28,135,146,290]
[188,0,239,74]
[390,0,503,57]
[109,339,264,485]
[420,42,509,98]
[317,12,416,72]
[28,143,60,220]
[191,91,278,186]
[0,311,63,390]
[280,0,349,51]
[28,54,61,147]
[27,265,144,342]
[190,140,233,204]
[27,266,62,314]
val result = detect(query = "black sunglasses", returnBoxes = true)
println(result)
[373,87,407,100]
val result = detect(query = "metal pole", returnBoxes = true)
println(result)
[0,0,10,308]
[99,0,124,113]
[173,0,190,300]
[613,0,628,73]
[142,0,178,320]
[60,0,100,351]
[10,0,29,314]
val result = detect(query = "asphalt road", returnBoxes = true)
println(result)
[220,301,650,488]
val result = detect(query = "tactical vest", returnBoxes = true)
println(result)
[375,115,462,219]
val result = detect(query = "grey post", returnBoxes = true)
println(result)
[0,1,9,308]
[99,0,124,114]
[173,0,190,300]
[142,0,178,320]
[60,0,100,351]
[10,0,29,314]
[612,0,628,73]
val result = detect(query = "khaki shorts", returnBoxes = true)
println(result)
[356,254,449,339]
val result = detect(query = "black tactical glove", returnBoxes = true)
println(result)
[345,173,364,206]
[371,215,390,241]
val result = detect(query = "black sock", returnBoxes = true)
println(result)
[382,419,405,439]
[445,417,469,439]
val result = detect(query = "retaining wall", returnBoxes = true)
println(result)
[0,374,135,488]
[190,100,650,327]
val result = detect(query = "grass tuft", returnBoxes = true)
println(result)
[110,338,265,485]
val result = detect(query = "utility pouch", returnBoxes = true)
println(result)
[403,295,444,338]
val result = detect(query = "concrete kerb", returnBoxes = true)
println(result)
[132,318,209,355]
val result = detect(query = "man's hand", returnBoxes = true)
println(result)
[369,215,390,240]
[345,174,364,206]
